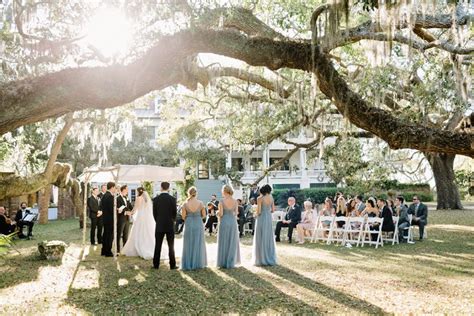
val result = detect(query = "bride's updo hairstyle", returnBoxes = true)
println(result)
[137,187,145,196]
[187,186,197,200]
[222,184,234,196]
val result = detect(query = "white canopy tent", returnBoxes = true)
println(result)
[78,164,185,258]
[78,164,185,183]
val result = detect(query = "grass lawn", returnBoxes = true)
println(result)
[1,209,473,314]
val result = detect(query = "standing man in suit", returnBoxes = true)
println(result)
[274,196,302,243]
[408,195,428,240]
[153,182,177,270]
[249,185,260,202]
[116,185,133,252]
[101,182,116,257]
[87,187,103,245]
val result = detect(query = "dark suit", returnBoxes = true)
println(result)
[15,208,34,237]
[153,192,177,269]
[275,204,302,242]
[0,214,16,235]
[116,195,132,252]
[87,195,102,245]
[100,191,115,256]
[408,202,428,239]
[249,188,260,201]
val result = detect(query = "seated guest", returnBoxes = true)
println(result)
[0,206,16,235]
[387,199,396,215]
[296,201,315,244]
[363,197,380,241]
[377,199,395,233]
[396,196,410,242]
[15,202,35,239]
[355,195,366,214]
[204,202,218,236]
[274,196,301,243]
[408,195,428,240]
[319,198,335,230]
[335,196,347,228]
[346,198,357,217]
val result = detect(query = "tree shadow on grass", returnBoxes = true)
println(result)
[262,265,388,315]
[0,253,61,290]
[185,267,317,314]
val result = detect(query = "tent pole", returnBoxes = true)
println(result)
[112,165,120,259]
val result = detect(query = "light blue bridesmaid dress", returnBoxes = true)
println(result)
[181,202,207,270]
[216,200,241,268]
[252,199,277,266]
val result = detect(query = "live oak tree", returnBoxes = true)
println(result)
[0,1,472,208]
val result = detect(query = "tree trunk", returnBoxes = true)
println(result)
[425,153,463,210]
[38,185,52,224]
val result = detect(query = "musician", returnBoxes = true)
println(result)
[0,206,16,235]
[15,202,35,239]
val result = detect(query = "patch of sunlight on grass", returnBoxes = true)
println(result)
[134,272,147,283]
[179,271,211,295]
[118,278,129,286]
[71,266,100,289]
[431,224,474,232]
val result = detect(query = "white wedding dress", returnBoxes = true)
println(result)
[121,192,156,259]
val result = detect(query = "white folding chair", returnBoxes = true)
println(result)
[344,217,365,247]
[403,214,414,243]
[311,216,333,243]
[272,211,286,222]
[327,216,348,245]
[243,222,253,235]
[382,216,399,245]
[304,215,319,241]
[361,217,384,248]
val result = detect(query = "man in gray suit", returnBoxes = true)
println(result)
[396,196,410,242]
[408,195,428,240]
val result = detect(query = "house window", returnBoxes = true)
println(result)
[130,189,136,203]
[198,160,209,179]
[269,158,290,171]
[250,158,262,171]
[231,158,244,171]
[145,126,155,140]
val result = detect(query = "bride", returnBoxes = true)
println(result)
[121,187,155,259]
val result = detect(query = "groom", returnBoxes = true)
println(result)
[152,181,177,270]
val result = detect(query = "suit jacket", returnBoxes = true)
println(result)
[249,189,260,201]
[398,204,410,225]
[153,192,177,233]
[285,204,302,224]
[408,202,428,223]
[117,195,133,221]
[100,191,115,225]
[15,209,30,222]
[87,195,100,218]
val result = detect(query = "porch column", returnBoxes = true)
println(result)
[226,151,232,170]
[300,148,310,188]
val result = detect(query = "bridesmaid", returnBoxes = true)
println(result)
[180,187,207,271]
[216,185,241,269]
[252,184,277,266]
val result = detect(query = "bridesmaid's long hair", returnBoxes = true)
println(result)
[187,186,197,201]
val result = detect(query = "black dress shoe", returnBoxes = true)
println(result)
[152,266,159,270]
[105,254,113,257]
[275,238,280,242]
[288,239,292,243]
[170,266,178,270]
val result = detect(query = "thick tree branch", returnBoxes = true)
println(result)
[0,25,472,156]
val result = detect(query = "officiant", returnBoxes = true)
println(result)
[15,202,34,239]
[117,185,133,252]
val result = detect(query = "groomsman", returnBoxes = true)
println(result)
[87,187,103,245]
[116,185,133,252]
[101,182,116,257]
[275,197,301,243]
[153,182,177,270]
